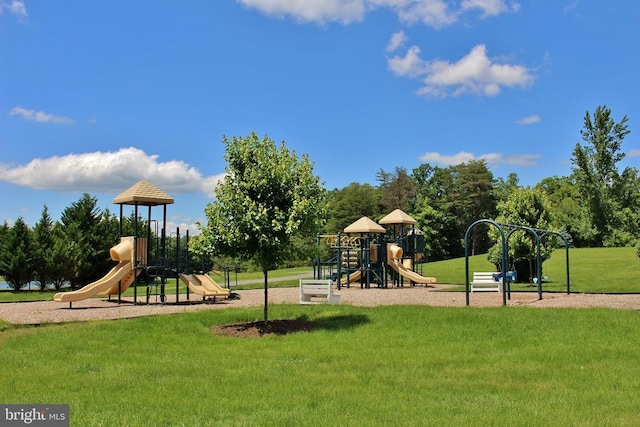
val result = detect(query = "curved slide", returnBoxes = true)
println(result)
[54,237,136,303]
[179,274,229,300]
[336,270,362,287]
[54,261,134,303]
[387,244,437,285]
[194,274,230,298]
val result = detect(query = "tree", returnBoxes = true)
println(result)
[324,183,382,233]
[32,206,55,290]
[536,176,587,246]
[376,167,417,214]
[488,187,556,282]
[60,194,115,288]
[0,217,33,290]
[49,222,81,290]
[195,132,327,323]
[571,105,638,246]
[412,161,496,259]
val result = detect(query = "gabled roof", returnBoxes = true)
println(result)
[113,179,174,206]
[344,216,386,234]
[378,209,417,225]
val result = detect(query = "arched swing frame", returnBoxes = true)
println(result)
[464,220,571,306]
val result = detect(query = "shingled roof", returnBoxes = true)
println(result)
[113,180,174,206]
[344,216,386,234]
[378,209,417,225]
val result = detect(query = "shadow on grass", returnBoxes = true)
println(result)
[211,314,370,338]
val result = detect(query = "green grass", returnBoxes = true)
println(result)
[1,304,639,426]
[425,247,640,293]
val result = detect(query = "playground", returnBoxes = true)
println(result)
[49,180,448,310]
[25,179,638,327]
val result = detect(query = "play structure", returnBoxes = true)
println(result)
[464,219,571,306]
[314,209,437,289]
[53,237,143,305]
[54,180,231,307]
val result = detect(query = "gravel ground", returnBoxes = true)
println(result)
[1,285,640,325]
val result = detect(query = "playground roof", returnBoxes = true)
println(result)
[378,209,417,225]
[344,216,386,234]
[113,179,175,206]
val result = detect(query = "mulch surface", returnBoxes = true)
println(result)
[211,319,320,337]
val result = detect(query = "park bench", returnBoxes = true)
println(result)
[299,280,341,304]
[470,272,503,293]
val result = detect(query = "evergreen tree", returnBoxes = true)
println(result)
[32,206,55,290]
[60,194,112,288]
[0,217,33,290]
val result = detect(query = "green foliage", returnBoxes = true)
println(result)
[376,166,417,214]
[32,206,55,290]
[60,194,117,288]
[571,105,640,246]
[0,217,33,289]
[488,187,556,281]
[196,132,327,321]
[324,183,382,233]
[412,160,496,259]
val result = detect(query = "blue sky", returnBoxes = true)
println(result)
[1,1,639,234]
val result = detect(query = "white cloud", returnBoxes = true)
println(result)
[516,115,540,125]
[387,45,428,77]
[238,0,516,27]
[0,147,224,196]
[389,43,534,97]
[9,106,75,125]
[237,0,366,25]
[461,0,513,17]
[0,0,27,19]
[419,151,540,167]
[389,0,458,28]
[386,30,407,52]
[629,149,640,157]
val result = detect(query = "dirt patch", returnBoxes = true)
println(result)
[211,319,320,337]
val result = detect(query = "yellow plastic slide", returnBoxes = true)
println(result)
[53,261,133,303]
[337,270,362,286]
[387,244,437,285]
[179,274,219,298]
[194,274,230,298]
[54,237,136,303]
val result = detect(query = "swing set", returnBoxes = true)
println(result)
[464,219,571,306]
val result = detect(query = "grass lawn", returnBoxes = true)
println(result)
[425,247,640,293]
[1,304,639,426]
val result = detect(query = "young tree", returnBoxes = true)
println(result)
[195,132,327,323]
[0,217,33,290]
[571,105,638,246]
[488,187,556,282]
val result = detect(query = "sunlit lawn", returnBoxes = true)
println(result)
[1,304,639,426]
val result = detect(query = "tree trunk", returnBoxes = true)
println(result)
[263,268,269,325]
